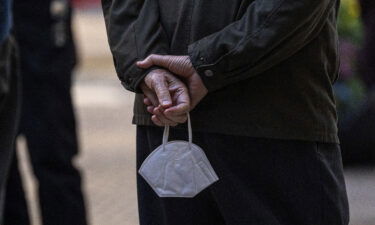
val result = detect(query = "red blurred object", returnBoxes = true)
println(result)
[72,0,100,9]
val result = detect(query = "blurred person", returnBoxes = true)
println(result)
[3,0,88,225]
[103,0,349,225]
[358,0,375,91]
[0,0,21,222]
[337,0,375,165]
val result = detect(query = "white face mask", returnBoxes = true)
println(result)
[139,114,219,198]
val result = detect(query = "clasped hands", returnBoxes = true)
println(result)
[136,55,208,126]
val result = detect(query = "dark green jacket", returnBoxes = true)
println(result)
[102,0,340,143]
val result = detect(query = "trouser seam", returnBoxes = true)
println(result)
[316,142,325,225]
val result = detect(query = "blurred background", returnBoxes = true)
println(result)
[11,0,375,225]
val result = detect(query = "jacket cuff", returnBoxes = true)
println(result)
[188,40,228,93]
[120,66,160,94]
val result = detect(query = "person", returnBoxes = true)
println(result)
[102,0,350,224]
[0,0,20,222]
[358,0,375,92]
[3,0,88,224]
[337,0,375,165]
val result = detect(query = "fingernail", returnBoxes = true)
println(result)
[162,101,170,106]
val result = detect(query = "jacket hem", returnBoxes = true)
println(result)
[132,114,339,144]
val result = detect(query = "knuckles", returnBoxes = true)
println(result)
[142,55,196,126]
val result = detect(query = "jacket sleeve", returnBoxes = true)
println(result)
[188,0,337,92]
[102,0,170,92]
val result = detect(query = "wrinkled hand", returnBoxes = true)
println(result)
[140,69,190,126]
[137,55,208,110]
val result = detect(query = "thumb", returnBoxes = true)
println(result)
[137,54,171,69]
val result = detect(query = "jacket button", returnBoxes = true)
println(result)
[204,70,214,77]
[126,77,133,84]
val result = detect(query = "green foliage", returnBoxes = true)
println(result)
[338,0,363,44]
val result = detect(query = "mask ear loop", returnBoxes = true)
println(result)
[162,113,192,149]
[162,125,170,150]
[187,113,192,149]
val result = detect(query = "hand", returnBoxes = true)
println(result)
[140,69,190,126]
[137,55,208,110]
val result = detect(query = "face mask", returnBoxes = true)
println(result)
[139,114,219,198]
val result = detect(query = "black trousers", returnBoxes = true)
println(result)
[137,126,350,225]
[2,60,87,225]
[0,37,20,223]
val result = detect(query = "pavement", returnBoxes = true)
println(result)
[15,9,375,225]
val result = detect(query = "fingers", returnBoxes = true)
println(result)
[168,114,188,123]
[137,55,194,78]
[137,54,171,69]
[140,82,159,106]
[164,103,189,118]
[151,75,173,108]
[144,97,153,106]
[152,106,178,127]
[151,114,186,126]
[146,106,156,114]
[151,115,185,127]
[142,68,192,126]
[164,74,190,115]
[148,105,187,126]
[151,115,164,126]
